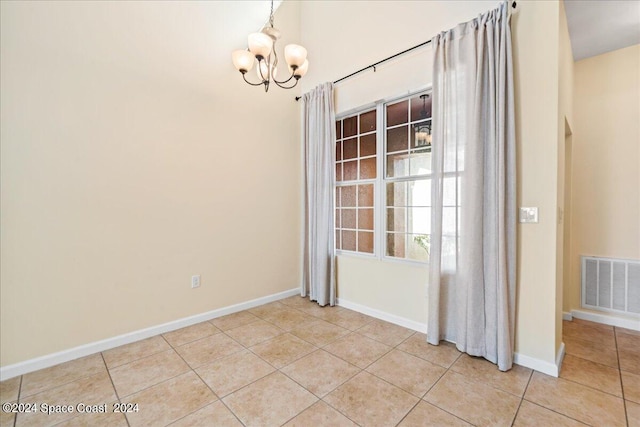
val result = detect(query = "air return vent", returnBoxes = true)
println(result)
[582,256,640,317]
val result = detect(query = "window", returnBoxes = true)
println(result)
[335,109,377,254]
[334,91,432,262]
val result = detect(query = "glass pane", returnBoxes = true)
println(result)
[408,179,430,207]
[410,120,431,149]
[343,160,357,181]
[386,233,406,258]
[358,208,374,230]
[387,126,408,153]
[335,163,342,182]
[343,138,358,159]
[358,184,374,207]
[335,230,341,250]
[443,176,458,207]
[386,181,407,207]
[359,157,376,179]
[358,231,374,253]
[335,208,340,228]
[342,230,356,251]
[407,207,430,234]
[386,152,409,178]
[360,134,376,156]
[341,208,356,229]
[410,151,431,176]
[341,185,356,207]
[343,116,357,138]
[336,141,342,161]
[335,187,340,207]
[443,206,457,235]
[386,207,406,232]
[360,110,376,133]
[408,234,429,262]
[410,93,432,122]
[335,121,342,139]
[386,100,408,127]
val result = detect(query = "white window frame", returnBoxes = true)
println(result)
[335,88,432,265]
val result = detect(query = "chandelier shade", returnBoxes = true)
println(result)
[232,0,308,92]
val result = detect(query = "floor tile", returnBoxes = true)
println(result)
[294,302,336,318]
[195,350,275,398]
[397,333,462,368]
[210,311,259,331]
[357,319,414,346]
[281,350,360,397]
[225,320,284,348]
[366,349,445,397]
[398,401,472,427]
[513,400,587,427]
[559,354,622,396]
[0,376,20,403]
[54,409,128,427]
[627,400,640,427]
[20,354,105,398]
[279,295,312,309]
[260,308,317,332]
[616,326,640,337]
[103,336,171,369]
[324,371,418,426]
[162,322,220,347]
[248,302,287,319]
[15,372,116,427]
[563,320,616,347]
[563,335,619,368]
[324,333,391,368]
[450,353,532,397]
[169,401,242,427]
[322,309,375,331]
[249,333,316,368]
[524,371,626,426]
[222,372,317,427]
[619,347,640,375]
[283,401,357,427]
[1,406,15,427]
[424,370,520,426]
[124,371,216,427]
[175,333,244,368]
[109,349,189,397]
[290,320,350,347]
[622,370,640,403]
[617,332,640,352]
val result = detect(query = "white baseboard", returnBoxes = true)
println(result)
[336,298,427,333]
[0,288,300,381]
[563,312,573,321]
[514,342,564,378]
[569,309,640,330]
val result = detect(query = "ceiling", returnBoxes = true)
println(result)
[564,0,640,61]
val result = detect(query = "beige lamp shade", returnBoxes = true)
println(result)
[232,50,255,72]
[292,60,309,77]
[248,32,273,59]
[284,44,307,68]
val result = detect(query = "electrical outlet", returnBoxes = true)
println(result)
[191,275,201,289]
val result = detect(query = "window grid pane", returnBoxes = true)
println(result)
[334,108,377,255]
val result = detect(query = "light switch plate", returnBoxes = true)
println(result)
[519,207,539,223]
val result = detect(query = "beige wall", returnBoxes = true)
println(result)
[302,0,566,367]
[566,44,640,313]
[0,1,303,366]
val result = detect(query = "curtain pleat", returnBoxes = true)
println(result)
[427,2,516,371]
[302,82,336,307]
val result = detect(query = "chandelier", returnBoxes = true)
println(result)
[231,1,309,92]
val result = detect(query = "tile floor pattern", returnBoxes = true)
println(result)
[1,297,638,426]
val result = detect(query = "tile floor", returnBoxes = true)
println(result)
[1,297,638,426]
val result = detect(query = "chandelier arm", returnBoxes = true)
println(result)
[272,70,296,85]
[242,73,266,87]
[272,77,299,90]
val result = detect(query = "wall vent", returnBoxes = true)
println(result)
[581,256,640,317]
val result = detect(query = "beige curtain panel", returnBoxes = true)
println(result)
[427,2,517,371]
[302,82,336,307]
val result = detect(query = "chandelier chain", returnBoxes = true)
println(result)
[269,0,275,28]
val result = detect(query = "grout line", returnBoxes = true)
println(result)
[520,399,591,426]
[100,352,130,427]
[510,369,534,426]
[12,375,22,427]
[614,327,630,427]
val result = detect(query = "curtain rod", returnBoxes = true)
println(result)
[295,1,516,102]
